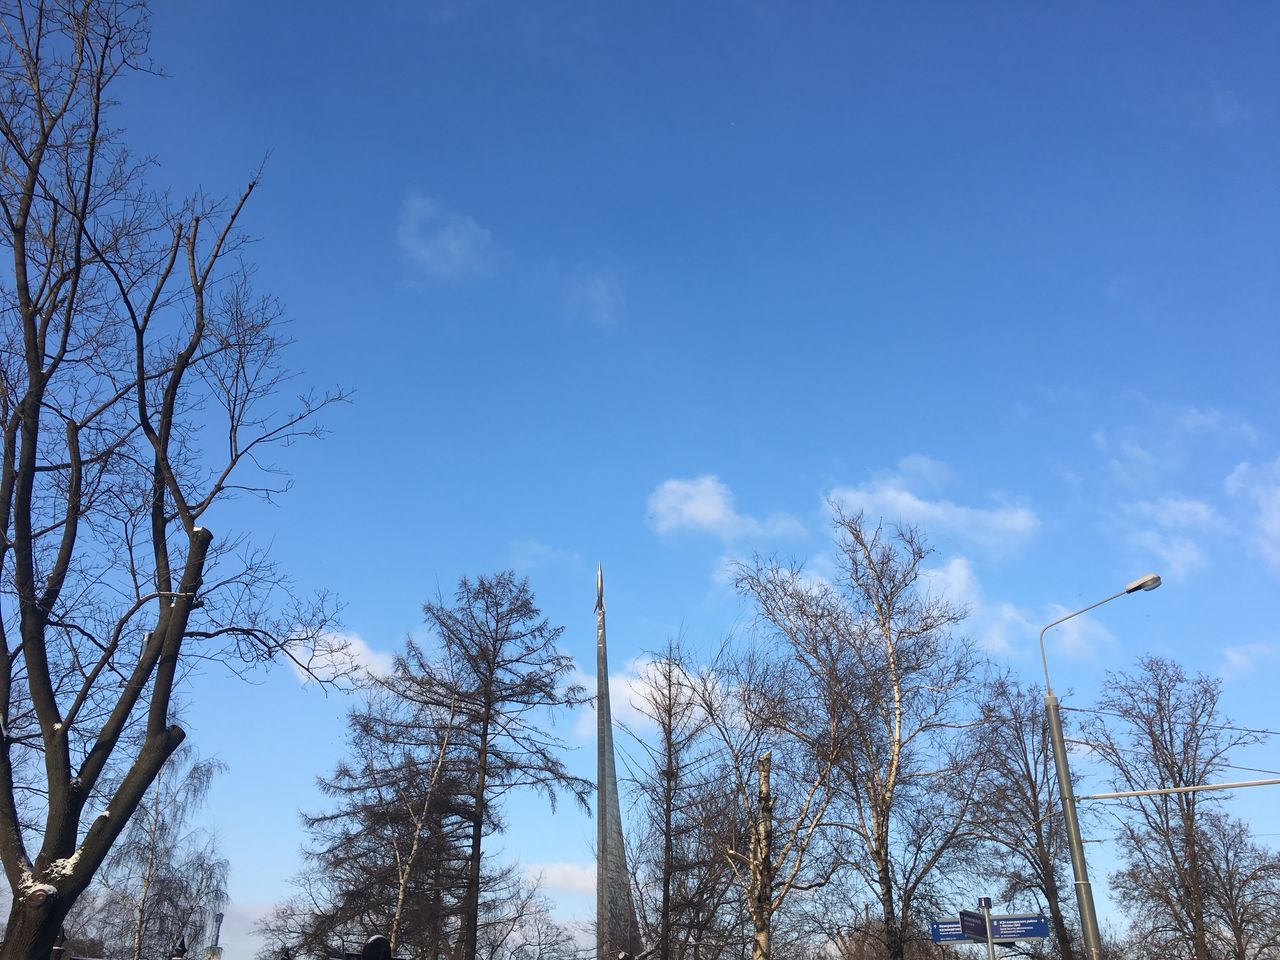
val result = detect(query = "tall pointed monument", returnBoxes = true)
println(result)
[596,565,643,960]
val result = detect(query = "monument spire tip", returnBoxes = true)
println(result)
[596,563,604,614]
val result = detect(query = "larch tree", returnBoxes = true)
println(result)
[261,685,471,960]
[0,2,345,955]
[402,572,591,960]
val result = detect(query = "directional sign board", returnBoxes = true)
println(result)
[989,915,1050,941]
[959,910,988,941]
[932,913,1049,945]
[930,919,966,944]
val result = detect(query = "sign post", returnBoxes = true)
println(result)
[978,898,996,960]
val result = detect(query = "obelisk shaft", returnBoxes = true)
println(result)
[596,566,641,960]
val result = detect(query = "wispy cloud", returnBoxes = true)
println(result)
[506,538,582,574]
[396,192,498,279]
[1225,459,1280,574]
[647,475,805,543]
[1122,497,1223,580]
[1219,642,1275,680]
[1127,496,1222,530]
[1128,529,1206,580]
[525,862,595,897]
[1092,398,1259,490]
[395,191,626,325]
[922,555,1035,656]
[829,462,1037,552]
[565,266,624,327]
[1042,603,1113,659]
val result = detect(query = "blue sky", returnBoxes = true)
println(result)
[105,2,1280,954]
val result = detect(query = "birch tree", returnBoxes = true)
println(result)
[734,510,983,960]
[64,746,228,960]
[692,644,838,960]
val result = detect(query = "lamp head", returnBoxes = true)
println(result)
[1125,573,1162,594]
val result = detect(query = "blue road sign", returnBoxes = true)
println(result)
[989,915,1050,941]
[959,910,988,941]
[930,920,967,944]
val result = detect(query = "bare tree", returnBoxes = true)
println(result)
[1201,812,1280,960]
[63,745,228,960]
[407,572,592,960]
[692,642,839,960]
[0,2,345,954]
[734,510,983,960]
[1086,656,1268,960]
[625,641,743,960]
[974,678,1078,960]
[259,683,470,960]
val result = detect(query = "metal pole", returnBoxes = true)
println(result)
[1038,578,1160,960]
[1045,691,1103,960]
[979,898,996,960]
[1079,777,1280,801]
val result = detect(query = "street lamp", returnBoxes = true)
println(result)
[1039,573,1160,960]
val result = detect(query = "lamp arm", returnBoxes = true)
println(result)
[1038,588,1126,693]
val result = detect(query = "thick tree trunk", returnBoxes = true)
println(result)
[461,714,491,960]
[749,753,773,960]
[1,891,70,960]
[750,922,769,960]
[1044,881,1076,960]
[878,868,903,960]
[1040,850,1077,960]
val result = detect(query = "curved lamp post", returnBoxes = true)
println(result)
[1039,573,1160,960]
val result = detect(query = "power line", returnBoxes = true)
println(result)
[1061,705,1280,739]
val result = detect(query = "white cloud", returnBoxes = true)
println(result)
[1120,498,1222,582]
[526,861,595,897]
[828,480,1037,551]
[894,454,955,489]
[1042,603,1114,660]
[1219,642,1275,680]
[1128,497,1222,530]
[922,555,1034,656]
[647,475,804,543]
[1129,529,1205,580]
[394,192,627,327]
[290,631,394,684]
[922,555,981,611]
[506,538,581,573]
[396,192,497,279]
[573,656,660,741]
[1176,405,1258,442]
[1225,459,1280,574]
[565,267,624,326]
[1092,399,1258,490]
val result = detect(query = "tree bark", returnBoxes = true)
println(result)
[461,710,491,960]
[749,753,773,960]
